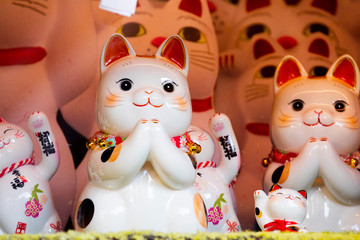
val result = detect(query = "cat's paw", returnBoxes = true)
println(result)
[209,113,232,136]
[27,111,50,132]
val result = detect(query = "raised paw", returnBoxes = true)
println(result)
[27,111,50,132]
[209,113,232,135]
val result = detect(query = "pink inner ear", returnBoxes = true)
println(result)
[179,0,202,17]
[270,184,282,192]
[332,58,356,88]
[277,59,302,87]
[161,37,185,70]
[104,35,130,67]
[298,190,307,199]
[0,117,5,123]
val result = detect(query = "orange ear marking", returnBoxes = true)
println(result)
[104,35,130,67]
[277,59,302,87]
[161,36,186,70]
[333,58,356,88]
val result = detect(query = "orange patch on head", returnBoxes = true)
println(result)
[193,193,207,229]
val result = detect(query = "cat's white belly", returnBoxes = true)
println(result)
[304,181,360,232]
[76,162,206,233]
[0,166,60,234]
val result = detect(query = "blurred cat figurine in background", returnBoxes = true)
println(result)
[263,55,360,232]
[0,111,61,234]
[75,34,208,233]
[254,184,308,232]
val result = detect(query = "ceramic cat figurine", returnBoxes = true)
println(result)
[213,0,360,230]
[0,0,98,224]
[75,34,208,233]
[192,113,241,232]
[0,111,61,234]
[254,184,308,232]
[263,55,360,232]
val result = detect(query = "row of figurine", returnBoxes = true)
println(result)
[0,34,359,234]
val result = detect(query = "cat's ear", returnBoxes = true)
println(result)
[326,54,360,95]
[0,117,7,123]
[100,33,136,73]
[298,190,307,199]
[269,184,282,192]
[274,55,307,94]
[156,35,189,76]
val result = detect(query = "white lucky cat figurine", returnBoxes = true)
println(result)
[0,111,61,234]
[263,54,360,232]
[254,184,308,232]
[191,113,241,232]
[74,34,207,233]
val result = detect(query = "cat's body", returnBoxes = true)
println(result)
[191,114,241,232]
[212,0,360,230]
[254,184,307,232]
[263,55,360,232]
[75,34,208,233]
[0,112,61,234]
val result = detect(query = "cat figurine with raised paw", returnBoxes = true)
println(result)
[192,113,241,232]
[0,111,61,234]
[254,184,308,232]
[263,54,360,232]
[75,34,208,233]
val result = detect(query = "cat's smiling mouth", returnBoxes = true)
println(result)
[303,120,334,127]
[133,99,163,108]
[0,139,10,149]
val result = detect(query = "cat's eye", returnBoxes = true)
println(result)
[255,65,276,78]
[117,22,146,37]
[224,0,239,4]
[290,99,304,111]
[178,27,206,43]
[309,66,328,77]
[117,78,133,91]
[334,100,347,112]
[162,81,177,93]
[239,24,270,41]
[303,23,334,38]
[3,128,12,134]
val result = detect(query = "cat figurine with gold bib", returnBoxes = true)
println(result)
[263,54,360,232]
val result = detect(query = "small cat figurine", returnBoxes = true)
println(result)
[192,113,241,232]
[263,54,360,232]
[75,34,207,233]
[254,184,308,232]
[0,111,61,234]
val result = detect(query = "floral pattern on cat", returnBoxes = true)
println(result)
[208,193,227,225]
[25,184,45,218]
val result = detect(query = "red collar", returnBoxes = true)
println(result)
[264,219,299,232]
[268,147,298,164]
[0,158,34,178]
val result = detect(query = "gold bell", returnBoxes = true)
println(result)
[86,137,96,150]
[346,158,359,168]
[188,142,201,154]
[262,157,271,167]
[98,139,108,149]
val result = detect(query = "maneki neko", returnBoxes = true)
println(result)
[0,0,98,226]
[0,112,61,234]
[212,0,360,230]
[75,33,240,233]
[263,54,360,232]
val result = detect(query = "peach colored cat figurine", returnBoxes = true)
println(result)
[0,112,61,234]
[254,184,308,232]
[75,34,208,233]
[263,54,360,232]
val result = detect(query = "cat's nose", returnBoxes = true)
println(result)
[151,37,167,48]
[277,36,298,49]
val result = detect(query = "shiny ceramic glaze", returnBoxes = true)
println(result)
[192,113,241,232]
[75,34,208,233]
[0,112,61,234]
[263,55,360,232]
[254,184,308,232]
